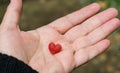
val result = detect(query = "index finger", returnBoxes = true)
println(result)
[48,3,101,34]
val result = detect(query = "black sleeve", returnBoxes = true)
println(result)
[0,53,38,73]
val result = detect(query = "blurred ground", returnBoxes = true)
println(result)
[0,0,120,73]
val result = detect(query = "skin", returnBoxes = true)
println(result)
[0,0,120,73]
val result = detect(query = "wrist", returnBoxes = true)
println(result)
[0,47,28,64]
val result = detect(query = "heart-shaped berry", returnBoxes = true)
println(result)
[49,42,62,54]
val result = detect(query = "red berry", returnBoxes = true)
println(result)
[49,42,62,54]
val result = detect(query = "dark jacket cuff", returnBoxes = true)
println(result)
[0,53,38,73]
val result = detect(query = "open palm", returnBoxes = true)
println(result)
[0,0,120,73]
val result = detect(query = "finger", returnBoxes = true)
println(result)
[65,8,118,42]
[48,3,100,34]
[73,18,120,50]
[74,39,110,67]
[1,0,22,29]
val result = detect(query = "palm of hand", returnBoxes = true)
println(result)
[0,0,120,73]
[0,25,77,73]
[28,26,76,73]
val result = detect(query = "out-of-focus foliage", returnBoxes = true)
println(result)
[0,0,9,22]
[0,0,120,73]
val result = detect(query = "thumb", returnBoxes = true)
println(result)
[1,0,22,29]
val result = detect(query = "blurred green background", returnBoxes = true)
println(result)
[0,0,120,73]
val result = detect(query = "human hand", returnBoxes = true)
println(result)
[0,0,120,73]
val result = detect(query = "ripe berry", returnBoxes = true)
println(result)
[49,42,62,54]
